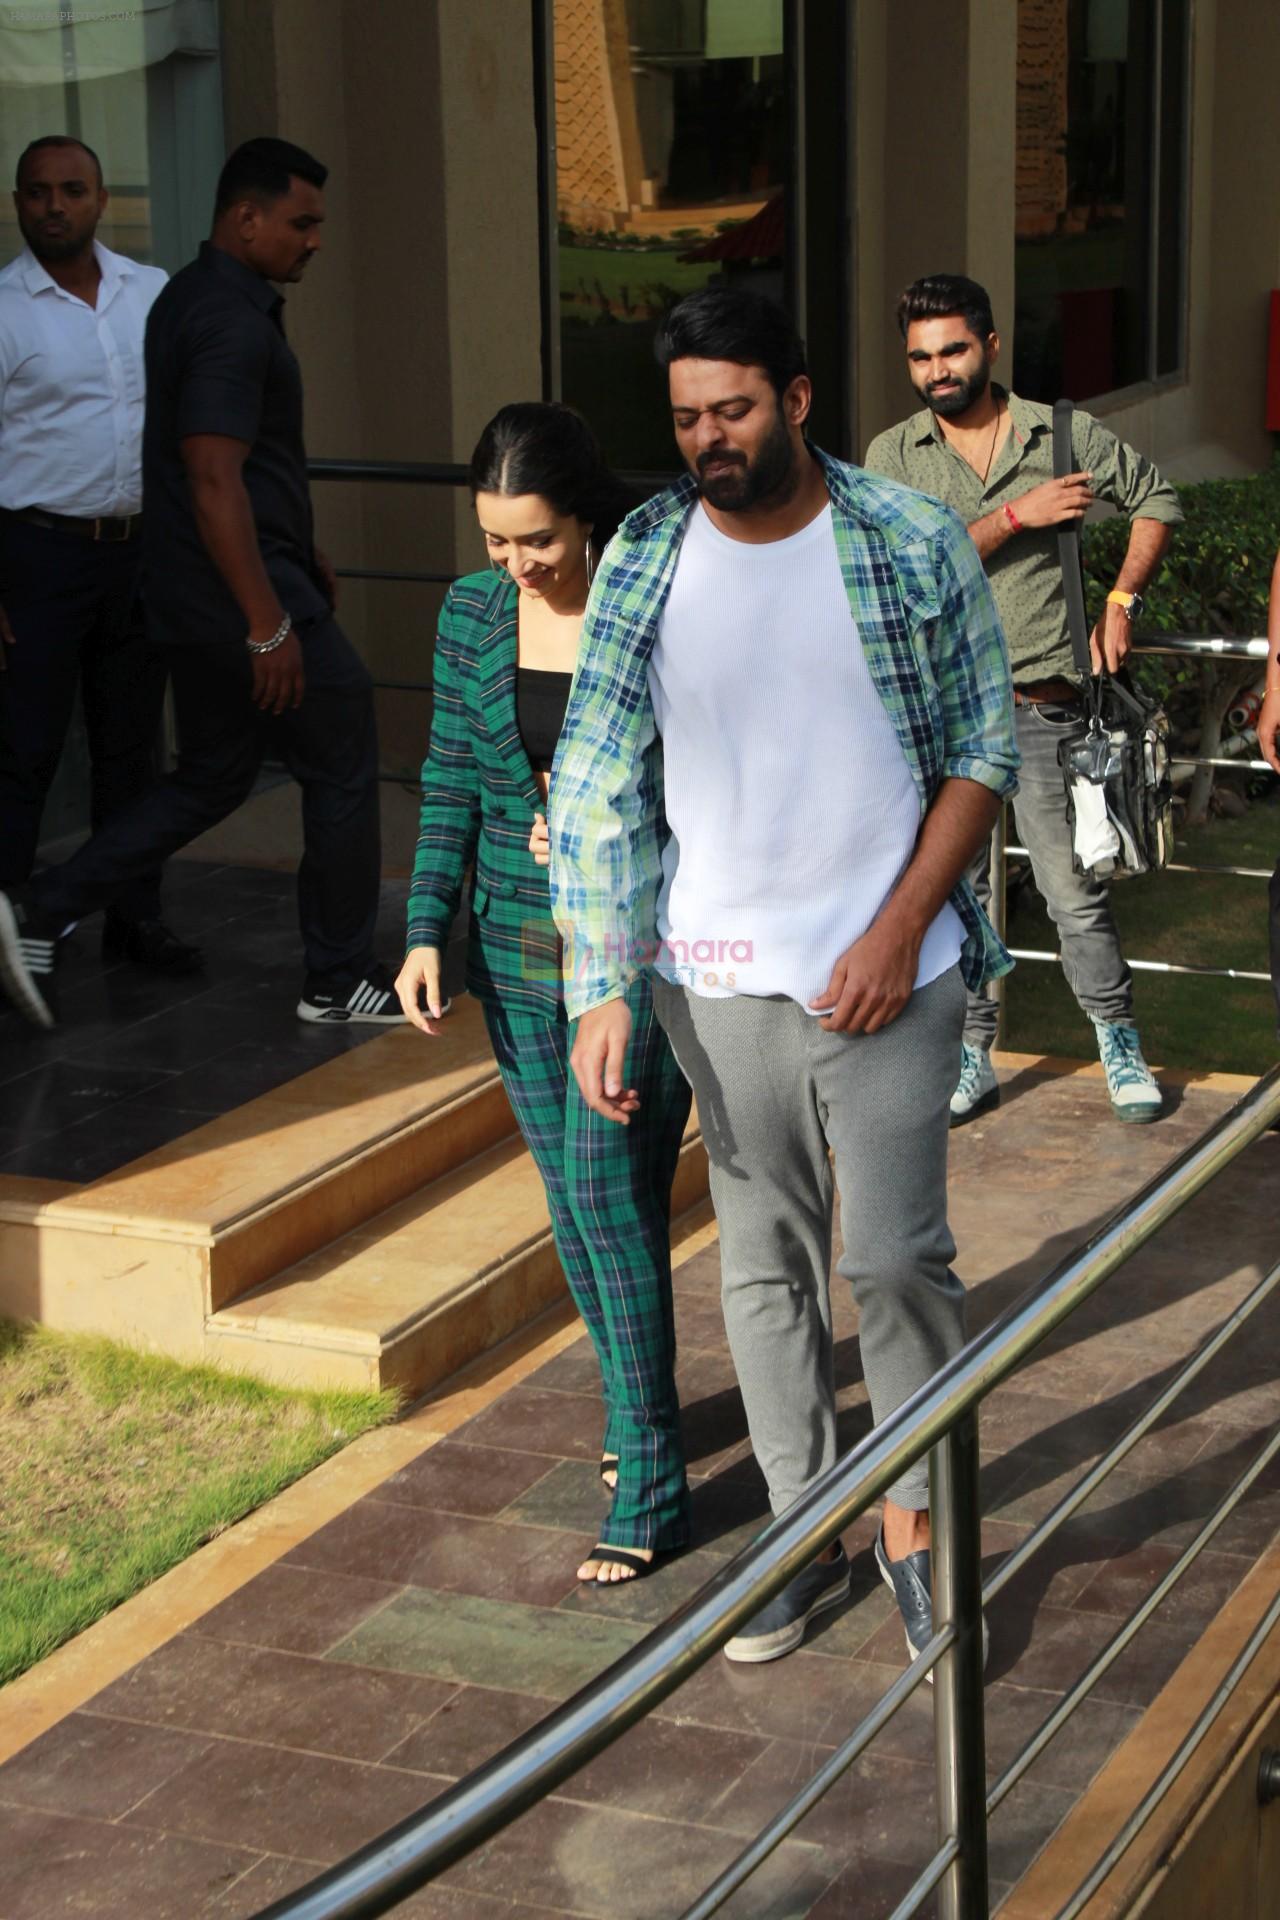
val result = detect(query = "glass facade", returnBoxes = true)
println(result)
[0,1,224,273]
[553,0,788,470]
[1013,0,1189,403]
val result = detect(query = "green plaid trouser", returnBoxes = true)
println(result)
[482,974,693,1551]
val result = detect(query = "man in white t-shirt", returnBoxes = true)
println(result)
[550,289,1018,1667]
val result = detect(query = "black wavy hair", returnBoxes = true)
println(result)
[215,137,327,215]
[896,273,996,342]
[467,402,631,547]
[654,287,807,400]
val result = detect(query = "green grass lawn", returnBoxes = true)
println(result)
[0,1323,396,1686]
[1000,808,1279,1075]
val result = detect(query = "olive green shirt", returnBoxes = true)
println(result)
[864,387,1183,683]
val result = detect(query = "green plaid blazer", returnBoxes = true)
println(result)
[408,569,565,1015]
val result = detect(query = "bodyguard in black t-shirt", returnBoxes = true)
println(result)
[0,139,402,1029]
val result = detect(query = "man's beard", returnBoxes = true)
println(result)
[695,408,798,512]
[20,223,92,265]
[922,359,992,418]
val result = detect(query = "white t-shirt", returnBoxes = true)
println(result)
[647,500,963,1007]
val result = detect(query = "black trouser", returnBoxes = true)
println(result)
[0,516,166,917]
[31,614,381,981]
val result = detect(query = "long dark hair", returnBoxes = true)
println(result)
[467,402,631,549]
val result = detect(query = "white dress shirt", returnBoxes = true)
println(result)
[0,240,167,518]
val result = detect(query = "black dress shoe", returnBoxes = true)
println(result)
[101,913,204,977]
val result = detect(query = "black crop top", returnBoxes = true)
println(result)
[516,667,573,773]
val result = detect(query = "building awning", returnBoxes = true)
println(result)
[0,0,218,85]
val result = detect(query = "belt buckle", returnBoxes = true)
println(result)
[94,516,130,543]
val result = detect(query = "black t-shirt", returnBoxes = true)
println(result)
[141,241,328,644]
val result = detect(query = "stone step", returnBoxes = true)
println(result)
[205,1120,709,1395]
[0,998,515,1353]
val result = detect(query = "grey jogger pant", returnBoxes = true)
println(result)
[652,966,967,1511]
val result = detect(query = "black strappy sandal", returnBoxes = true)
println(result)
[578,1545,657,1583]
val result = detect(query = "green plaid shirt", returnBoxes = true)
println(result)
[549,446,1019,1019]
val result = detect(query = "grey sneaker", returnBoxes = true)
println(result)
[949,1041,999,1128]
[875,1525,988,1681]
[723,1546,850,1665]
[1092,1018,1162,1123]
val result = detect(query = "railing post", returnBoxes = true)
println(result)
[990,801,1007,1051]
[931,1412,989,1920]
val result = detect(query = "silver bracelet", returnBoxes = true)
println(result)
[246,614,292,656]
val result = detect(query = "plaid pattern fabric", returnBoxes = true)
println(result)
[482,977,693,1551]
[407,570,567,1017]
[549,447,1020,1019]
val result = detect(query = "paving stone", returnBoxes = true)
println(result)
[124,1738,442,1864]
[85,1633,458,1762]
[192,1562,404,1656]
[456,1384,604,1461]
[439,1794,831,1919]
[981,1683,1142,1796]
[386,1685,558,1778]
[496,1458,607,1535]
[0,1803,260,1920]
[329,1587,646,1696]
[0,1713,211,1821]
[376,1441,559,1518]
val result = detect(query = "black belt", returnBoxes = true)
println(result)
[5,505,143,543]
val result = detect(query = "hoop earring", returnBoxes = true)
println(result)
[585,537,595,588]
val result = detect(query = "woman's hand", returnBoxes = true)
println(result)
[529,812,550,866]
[395,946,449,1034]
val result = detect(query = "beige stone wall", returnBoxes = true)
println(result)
[217,0,542,772]
[854,0,1015,453]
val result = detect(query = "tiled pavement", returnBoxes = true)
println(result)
[0,860,467,1181]
[1,1060,1278,1915]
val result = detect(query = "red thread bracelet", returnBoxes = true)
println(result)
[1002,503,1022,534]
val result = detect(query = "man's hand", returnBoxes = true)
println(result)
[395,945,449,1034]
[809,918,919,1033]
[1257,684,1280,775]
[0,601,14,672]
[570,997,640,1125]
[529,812,550,866]
[315,547,339,608]
[249,627,305,714]
[1010,472,1094,529]
[1089,600,1133,674]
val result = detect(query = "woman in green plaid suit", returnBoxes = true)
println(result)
[395,405,693,1584]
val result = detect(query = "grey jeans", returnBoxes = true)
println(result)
[965,697,1134,1050]
[652,967,967,1512]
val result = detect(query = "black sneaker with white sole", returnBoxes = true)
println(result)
[0,887,60,1028]
[723,1546,850,1664]
[297,961,409,1025]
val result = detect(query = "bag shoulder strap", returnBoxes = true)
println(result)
[1052,398,1096,686]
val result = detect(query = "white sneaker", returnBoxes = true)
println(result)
[1093,1018,1163,1123]
[949,1041,1000,1128]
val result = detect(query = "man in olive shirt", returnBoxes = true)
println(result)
[866,274,1182,1125]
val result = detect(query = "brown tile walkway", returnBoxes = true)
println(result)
[1,1063,1277,1918]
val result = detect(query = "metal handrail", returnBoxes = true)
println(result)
[257,1063,1280,1920]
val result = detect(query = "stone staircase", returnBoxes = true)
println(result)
[0,996,709,1394]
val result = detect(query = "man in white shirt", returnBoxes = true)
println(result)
[551,289,1017,1666]
[0,134,199,974]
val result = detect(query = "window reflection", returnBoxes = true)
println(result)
[555,0,788,470]
[1013,0,1187,402]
